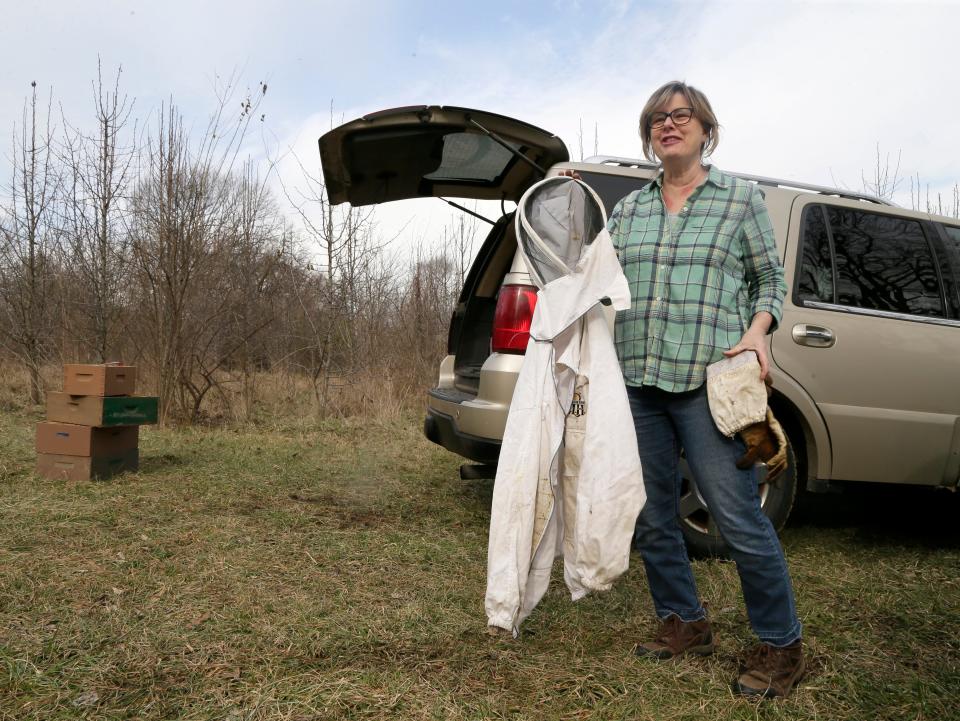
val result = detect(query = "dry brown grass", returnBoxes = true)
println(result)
[0,359,421,425]
[1,375,959,719]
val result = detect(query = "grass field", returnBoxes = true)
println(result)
[1,406,958,720]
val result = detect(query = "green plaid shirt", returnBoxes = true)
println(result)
[608,165,785,392]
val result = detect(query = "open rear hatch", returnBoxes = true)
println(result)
[319,105,568,206]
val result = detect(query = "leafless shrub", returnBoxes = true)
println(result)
[0,82,62,404]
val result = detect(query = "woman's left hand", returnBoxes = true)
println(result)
[723,311,776,380]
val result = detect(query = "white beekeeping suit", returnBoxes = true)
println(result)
[485,176,646,635]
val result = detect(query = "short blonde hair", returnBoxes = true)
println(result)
[638,81,720,162]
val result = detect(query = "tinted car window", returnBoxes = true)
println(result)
[943,224,960,254]
[797,204,944,317]
[579,171,651,217]
[940,224,960,318]
[797,206,834,304]
[828,207,943,316]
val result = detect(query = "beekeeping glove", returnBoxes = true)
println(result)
[736,407,788,481]
[706,351,767,437]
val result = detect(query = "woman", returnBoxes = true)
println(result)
[607,81,804,699]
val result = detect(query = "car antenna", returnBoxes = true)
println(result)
[467,117,548,176]
[439,198,496,225]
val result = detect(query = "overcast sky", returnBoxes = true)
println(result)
[3,0,958,256]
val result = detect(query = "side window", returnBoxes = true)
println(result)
[941,224,960,317]
[797,203,944,318]
[797,206,834,304]
[579,171,650,217]
[828,207,943,317]
[944,224,960,252]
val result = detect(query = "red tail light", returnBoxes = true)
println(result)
[491,284,538,354]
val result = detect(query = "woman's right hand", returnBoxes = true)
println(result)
[558,169,582,180]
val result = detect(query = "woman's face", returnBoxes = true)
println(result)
[650,92,708,165]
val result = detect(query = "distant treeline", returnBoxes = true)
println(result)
[0,67,476,424]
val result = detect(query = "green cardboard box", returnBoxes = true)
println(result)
[46,393,159,427]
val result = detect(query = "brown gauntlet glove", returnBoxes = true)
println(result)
[736,408,788,480]
[735,376,788,481]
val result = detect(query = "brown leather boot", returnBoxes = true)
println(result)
[635,614,714,660]
[733,640,805,698]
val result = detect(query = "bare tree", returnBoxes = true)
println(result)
[278,147,378,411]
[861,143,902,201]
[444,203,478,289]
[0,82,61,403]
[394,209,481,396]
[209,159,286,420]
[59,60,135,362]
[402,245,455,390]
[857,144,959,220]
[129,77,268,423]
[577,118,599,161]
[910,172,960,219]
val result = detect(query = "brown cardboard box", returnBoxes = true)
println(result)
[35,422,138,457]
[46,393,159,427]
[63,363,137,396]
[36,449,139,481]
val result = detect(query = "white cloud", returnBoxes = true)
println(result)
[329,0,960,249]
[5,0,958,262]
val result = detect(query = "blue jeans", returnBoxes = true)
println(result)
[627,384,802,646]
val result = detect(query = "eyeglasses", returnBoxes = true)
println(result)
[649,107,694,129]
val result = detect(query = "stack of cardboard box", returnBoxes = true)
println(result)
[35,364,159,481]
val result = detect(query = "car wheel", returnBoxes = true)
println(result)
[677,438,798,558]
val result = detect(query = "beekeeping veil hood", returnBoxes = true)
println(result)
[485,175,645,636]
[517,176,606,290]
[512,176,631,338]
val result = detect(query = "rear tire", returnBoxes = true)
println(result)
[677,437,798,558]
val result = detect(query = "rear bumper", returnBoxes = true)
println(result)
[423,352,519,464]
[423,407,501,464]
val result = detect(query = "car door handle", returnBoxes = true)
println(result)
[791,324,835,348]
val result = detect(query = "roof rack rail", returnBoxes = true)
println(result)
[582,155,896,206]
[582,155,659,170]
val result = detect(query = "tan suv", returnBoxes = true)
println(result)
[320,105,960,555]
